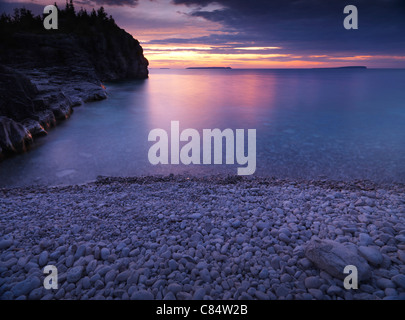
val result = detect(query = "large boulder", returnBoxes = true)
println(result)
[305,239,372,281]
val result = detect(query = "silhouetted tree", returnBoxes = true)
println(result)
[97,7,107,21]
[0,1,124,37]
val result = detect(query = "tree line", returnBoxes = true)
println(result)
[0,0,118,36]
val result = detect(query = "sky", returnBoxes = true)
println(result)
[1,0,405,68]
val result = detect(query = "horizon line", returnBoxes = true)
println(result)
[149,67,405,70]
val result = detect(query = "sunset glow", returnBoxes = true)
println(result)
[1,0,405,68]
[142,47,405,69]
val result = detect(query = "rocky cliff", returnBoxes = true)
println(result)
[0,5,149,159]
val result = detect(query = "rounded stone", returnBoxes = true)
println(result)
[0,239,13,250]
[131,290,154,300]
[327,285,343,296]
[100,248,110,260]
[28,287,43,300]
[116,271,130,283]
[280,274,292,283]
[105,270,116,283]
[358,246,383,266]
[392,275,405,289]
[163,292,176,300]
[65,255,74,268]
[259,268,269,279]
[274,285,289,297]
[376,278,396,289]
[38,251,49,267]
[359,233,373,246]
[176,292,192,300]
[304,276,322,289]
[200,269,211,282]
[308,288,324,300]
[67,266,84,283]
[168,283,182,294]
[82,277,91,289]
[192,288,205,300]
[74,245,86,260]
[11,276,41,297]
[168,259,178,271]
[254,291,269,300]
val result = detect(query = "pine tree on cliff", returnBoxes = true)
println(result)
[97,7,107,21]
[0,0,118,36]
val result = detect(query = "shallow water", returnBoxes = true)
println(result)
[1,68,405,187]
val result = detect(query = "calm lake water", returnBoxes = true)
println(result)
[1,68,405,187]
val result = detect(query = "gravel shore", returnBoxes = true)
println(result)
[1,175,404,300]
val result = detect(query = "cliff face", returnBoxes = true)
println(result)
[0,28,149,82]
[0,6,149,158]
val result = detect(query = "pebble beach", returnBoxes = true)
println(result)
[0,175,404,300]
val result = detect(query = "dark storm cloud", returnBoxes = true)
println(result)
[0,0,140,15]
[75,0,139,7]
[79,0,139,7]
[169,0,405,55]
[0,1,44,15]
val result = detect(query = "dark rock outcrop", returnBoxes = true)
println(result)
[1,31,149,82]
[0,65,38,121]
[0,116,32,156]
[0,5,149,158]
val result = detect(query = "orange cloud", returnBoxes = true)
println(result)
[331,55,405,61]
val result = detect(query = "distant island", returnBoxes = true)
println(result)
[186,67,232,69]
[312,66,367,70]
